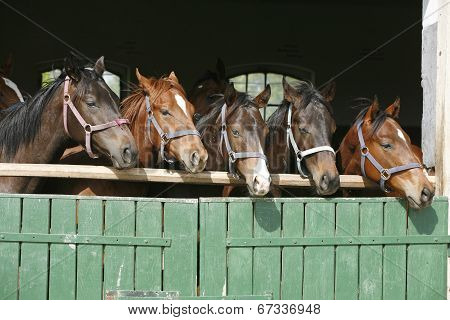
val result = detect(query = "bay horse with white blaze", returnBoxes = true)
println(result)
[0,56,138,193]
[339,97,434,209]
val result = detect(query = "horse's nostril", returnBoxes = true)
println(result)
[320,174,329,190]
[122,147,132,164]
[191,151,200,166]
[421,187,433,203]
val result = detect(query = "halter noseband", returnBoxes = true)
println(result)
[145,96,201,164]
[356,119,421,192]
[63,76,130,158]
[220,102,268,176]
[286,103,335,177]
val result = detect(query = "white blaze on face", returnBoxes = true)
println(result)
[2,77,24,102]
[254,142,270,181]
[174,93,188,116]
[397,128,406,142]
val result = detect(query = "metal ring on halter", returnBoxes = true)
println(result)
[64,94,70,102]
[360,146,369,156]
[84,124,92,133]
[229,151,236,162]
[380,169,391,181]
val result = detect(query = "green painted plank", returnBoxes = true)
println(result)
[104,200,136,294]
[163,202,197,297]
[407,200,448,299]
[303,202,335,299]
[227,202,253,296]
[76,200,104,300]
[49,199,76,299]
[359,202,383,300]
[383,201,407,299]
[281,202,304,299]
[19,198,50,300]
[253,201,282,299]
[199,202,227,296]
[135,201,163,291]
[0,197,21,299]
[335,202,359,299]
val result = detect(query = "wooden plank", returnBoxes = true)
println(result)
[359,202,383,300]
[253,201,282,299]
[335,202,359,299]
[227,202,253,296]
[135,201,163,291]
[19,198,50,300]
[281,202,304,299]
[163,202,197,297]
[303,202,335,299]
[407,200,448,299]
[0,197,21,299]
[49,199,76,299]
[104,200,135,294]
[76,199,103,299]
[0,163,435,189]
[199,202,227,296]
[382,201,407,299]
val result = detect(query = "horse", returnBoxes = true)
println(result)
[338,97,434,209]
[266,78,339,196]
[0,54,25,109]
[43,69,208,196]
[188,59,228,122]
[0,56,138,193]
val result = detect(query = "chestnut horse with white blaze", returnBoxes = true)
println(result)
[339,97,434,209]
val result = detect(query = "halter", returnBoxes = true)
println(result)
[220,102,268,176]
[145,95,201,163]
[63,76,130,158]
[2,77,24,102]
[356,119,422,192]
[286,104,335,177]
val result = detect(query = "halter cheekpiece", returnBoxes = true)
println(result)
[220,102,268,176]
[63,76,130,158]
[356,119,422,192]
[286,103,335,177]
[145,95,201,163]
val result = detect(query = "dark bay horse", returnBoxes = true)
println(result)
[266,78,339,196]
[188,59,228,122]
[339,97,434,209]
[0,55,25,109]
[0,56,138,193]
[44,69,208,196]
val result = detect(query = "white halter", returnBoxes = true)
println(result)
[2,77,24,102]
[286,103,335,177]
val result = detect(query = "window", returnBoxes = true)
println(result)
[230,72,302,120]
[41,69,121,98]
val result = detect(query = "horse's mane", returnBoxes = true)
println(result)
[353,97,389,134]
[121,76,186,125]
[0,63,99,160]
[196,92,257,135]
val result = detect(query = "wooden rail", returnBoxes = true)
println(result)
[0,163,436,189]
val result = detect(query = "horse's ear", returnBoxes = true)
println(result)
[1,53,13,76]
[253,84,271,108]
[64,55,81,82]
[216,58,226,80]
[364,95,380,122]
[320,81,336,102]
[224,83,237,107]
[385,97,400,119]
[282,77,300,104]
[135,68,145,85]
[168,71,179,83]
[94,56,105,76]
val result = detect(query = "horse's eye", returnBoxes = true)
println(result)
[381,143,392,150]
[86,101,96,108]
[299,127,309,134]
[161,109,170,116]
[231,128,240,137]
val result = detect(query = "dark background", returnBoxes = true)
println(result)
[0,0,423,144]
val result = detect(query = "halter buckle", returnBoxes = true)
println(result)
[161,133,170,144]
[84,124,92,133]
[360,146,369,156]
[229,151,236,163]
[380,169,391,180]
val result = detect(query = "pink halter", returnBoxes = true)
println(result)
[63,76,130,158]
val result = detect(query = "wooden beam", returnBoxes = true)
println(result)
[0,163,435,189]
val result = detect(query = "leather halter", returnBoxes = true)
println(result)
[220,102,268,176]
[145,96,201,163]
[63,76,130,158]
[286,104,335,177]
[356,119,421,192]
